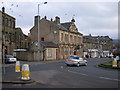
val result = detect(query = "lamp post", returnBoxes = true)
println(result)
[38,2,47,61]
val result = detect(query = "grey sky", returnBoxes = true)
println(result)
[0,1,118,39]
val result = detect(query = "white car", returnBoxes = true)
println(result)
[5,55,17,63]
[65,56,87,67]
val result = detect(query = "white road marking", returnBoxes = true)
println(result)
[61,66,63,69]
[99,77,120,81]
[61,65,119,82]
[68,70,88,76]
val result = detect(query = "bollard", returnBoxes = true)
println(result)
[112,56,114,59]
[112,58,117,67]
[15,61,20,72]
[116,56,119,61]
[21,64,30,80]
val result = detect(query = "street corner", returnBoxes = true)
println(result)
[2,78,35,84]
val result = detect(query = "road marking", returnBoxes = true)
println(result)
[99,77,120,81]
[61,66,63,69]
[68,70,88,76]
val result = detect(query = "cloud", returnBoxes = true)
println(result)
[0,1,118,39]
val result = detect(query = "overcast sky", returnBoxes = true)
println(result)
[0,0,119,39]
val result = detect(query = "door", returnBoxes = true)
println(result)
[56,49,58,60]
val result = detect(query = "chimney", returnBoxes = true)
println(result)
[34,16,40,26]
[54,16,60,24]
[71,18,75,23]
[51,18,53,21]
[2,7,5,13]
[44,16,47,19]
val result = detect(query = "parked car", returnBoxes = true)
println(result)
[4,55,17,63]
[65,55,87,67]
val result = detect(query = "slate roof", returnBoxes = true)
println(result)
[40,41,59,48]
[41,18,83,35]
[61,22,72,30]
[49,20,68,30]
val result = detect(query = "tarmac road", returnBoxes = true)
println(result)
[2,58,119,88]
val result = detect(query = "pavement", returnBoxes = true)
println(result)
[2,71,35,84]
[1,59,64,84]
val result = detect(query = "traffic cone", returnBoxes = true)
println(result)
[15,61,20,72]
[21,64,30,80]
[112,58,117,67]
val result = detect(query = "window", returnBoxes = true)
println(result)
[70,47,73,55]
[66,34,69,43]
[13,22,15,28]
[2,16,4,25]
[12,21,15,28]
[70,35,72,43]
[65,34,68,43]
[79,37,81,43]
[10,20,12,28]
[12,34,15,42]
[5,18,8,26]
[74,36,76,43]
[41,37,44,41]
[47,49,52,57]
[61,33,63,42]
[8,20,11,27]
[9,33,12,42]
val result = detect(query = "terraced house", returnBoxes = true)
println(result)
[1,7,16,55]
[29,16,83,60]
[83,34,113,58]
[0,7,29,61]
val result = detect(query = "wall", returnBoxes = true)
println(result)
[40,18,59,44]
[59,30,83,59]
[15,51,40,61]
[15,48,57,61]
[0,11,2,62]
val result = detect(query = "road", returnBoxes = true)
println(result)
[2,58,119,88]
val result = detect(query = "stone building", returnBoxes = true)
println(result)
[1,7,16,55]
[15,28,29,49]
[29,16,83,60]
[83,34,113,58]
[0,7,29,61]
[83,34,98,58]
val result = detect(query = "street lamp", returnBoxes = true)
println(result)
[38,2,47,61]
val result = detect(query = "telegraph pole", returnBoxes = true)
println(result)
[37,2,47,61]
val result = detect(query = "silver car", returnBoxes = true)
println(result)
[65,56,87,67]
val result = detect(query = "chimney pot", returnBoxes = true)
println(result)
[2,7,5,13]
[54,16,60,24]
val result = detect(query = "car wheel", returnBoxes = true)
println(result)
[84,62,87,66]
[66,64,69,66]
[77,63,80,67]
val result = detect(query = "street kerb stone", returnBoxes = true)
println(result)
[2,79,35,84]
[2,72,35,84]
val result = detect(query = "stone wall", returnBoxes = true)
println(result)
[15,48,58,61]
[15,51,47,61]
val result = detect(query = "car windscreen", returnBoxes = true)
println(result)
[73,57,79,60]
[68,56,74,59]
[68,56,79,60]
[5,55,14,58]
